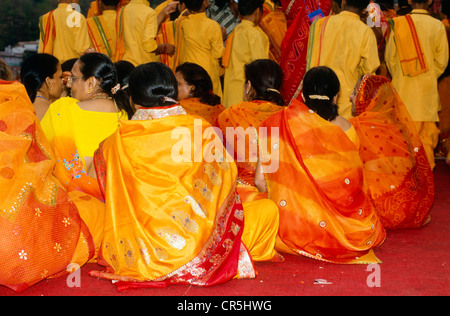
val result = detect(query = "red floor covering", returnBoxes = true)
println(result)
[1,160,449,297]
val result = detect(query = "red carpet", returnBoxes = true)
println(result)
[1,160,449,297]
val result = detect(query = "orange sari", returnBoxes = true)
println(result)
[90,106,256,290]
[217,100,285,188]
[259,99,386,264]
[350,75,434,229]
[180,98,225,126]
[0,81,95,293]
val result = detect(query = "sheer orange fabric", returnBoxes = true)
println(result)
[180,98,225,126]
[218,100,285,187]
[260,9,287,63]
[259,99,386,264]
[350,75,434,229]
[0,81,95,293]
[90,108,256,289]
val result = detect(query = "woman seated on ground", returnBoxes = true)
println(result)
[256,66,386,264]
[217,59,286,198]
[349,74,434,229]
[20,54,64,121]
[40,53,133,202]
[90,62,262,290]
[175,62,225,126]
[0,80,101,293]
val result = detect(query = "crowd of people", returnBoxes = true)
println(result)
[0,0,448,292]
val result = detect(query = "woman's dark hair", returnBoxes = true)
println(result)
[61,58,77,73]
[244,59,285,106]
[175,62,221,106]
[239,0,264,16]
[302,66,340,121]
[20,53,59,102]
[184,0,203,11]
[129,62,178,108]
[79,52,134,117]
[345,0,370,11]
[114,60,135,91]
[114,60,135,112]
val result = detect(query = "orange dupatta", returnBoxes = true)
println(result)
[180,98,225,126]
[259,99,386,264]
[90,108,255,289]
[38,10,56,54]
[349,75,434,229]
[389,15,429,77]
[0,81,95,293]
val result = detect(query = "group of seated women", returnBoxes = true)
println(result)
[0,52,434,292]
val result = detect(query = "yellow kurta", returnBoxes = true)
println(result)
[306,11,380,119]
[38,3,91,63]
[180,12,224,98]
[223,20,269,108]
[385,10,449,122]
[118,0,158,66]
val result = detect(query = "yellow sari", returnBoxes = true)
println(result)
[89,106,256,289]
[0,81,96,292]
[260,99,386,264]
[41,97,127,202]
[218,100,285,187]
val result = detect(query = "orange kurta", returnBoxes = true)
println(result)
[0,81,95,293]
[259,99,386,264]
[350,75,434,229]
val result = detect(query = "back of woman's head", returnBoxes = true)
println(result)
[20,53,59,102]
[239,0,264,16]
[79,52,134,117]
[245,59,285,106]
[129,62,178,108]
[176,62,221,106]
[302,66,340,121]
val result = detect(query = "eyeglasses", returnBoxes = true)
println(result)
[67,76,78,84]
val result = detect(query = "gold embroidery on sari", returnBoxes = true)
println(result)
[193,179,214,202]
[184,195,208,218]
[157,227,187,250]
[171,210,199,233]
[136,237,151,265]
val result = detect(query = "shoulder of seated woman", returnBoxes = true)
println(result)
[331,116,352,132]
